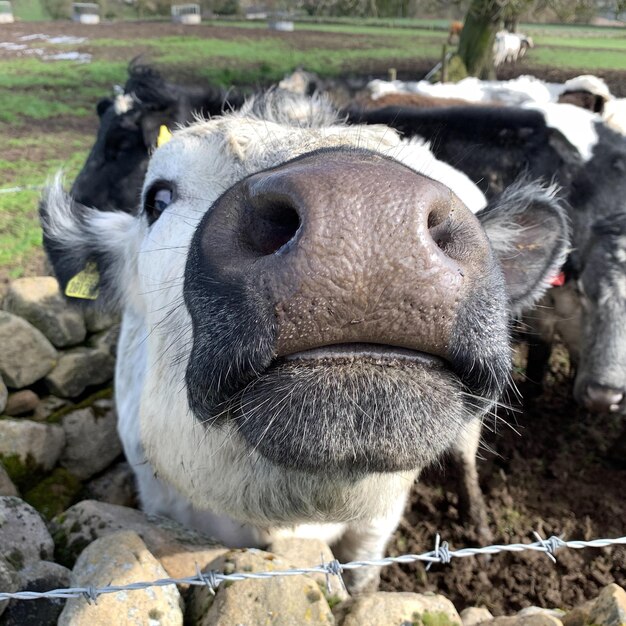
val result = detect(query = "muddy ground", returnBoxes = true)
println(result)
[2,19,625,616]
[382,344,625,614]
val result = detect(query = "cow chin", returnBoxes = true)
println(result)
[223,352,483,476]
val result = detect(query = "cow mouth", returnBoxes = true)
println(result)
[283,343,448,368]
[226,341,487,476]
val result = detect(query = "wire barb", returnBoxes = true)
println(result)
[195,564,219,595]
[323,557,347,594]
[533,532,565,564]
[426,533,452,571]
[81,586,99,605]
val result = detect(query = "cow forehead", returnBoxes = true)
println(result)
[145,116,486,214]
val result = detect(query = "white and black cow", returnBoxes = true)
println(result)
[348,101,626,416]
[71,63,245,214]
[41,92,568,591]
[493,31,534,67]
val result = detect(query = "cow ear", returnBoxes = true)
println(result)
[39,175,139,311]
[97,98,114,118]
[476,179,570,316]
[140,109,177,149]
[140,114,162,148]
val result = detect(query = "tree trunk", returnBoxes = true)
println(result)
[457,0,501,79]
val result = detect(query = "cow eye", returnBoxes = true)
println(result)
[144,182,174,224]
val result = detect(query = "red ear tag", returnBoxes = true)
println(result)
[550,272,566,287]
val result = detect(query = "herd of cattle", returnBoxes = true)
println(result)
[40,63,626,591]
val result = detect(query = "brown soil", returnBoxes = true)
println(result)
[382,345,626,614]
[2,19,625,615]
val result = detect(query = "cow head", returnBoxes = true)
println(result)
[41,92,568,525]
[553,123,626,413]
[71,64,242,215]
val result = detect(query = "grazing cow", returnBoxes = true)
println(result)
[347,102,626,415]
[493,31,534,67]
[71,63,245,214]
[40,92,568,589]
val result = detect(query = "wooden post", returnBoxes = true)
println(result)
[388,67,397,81]
[441,44,448,83]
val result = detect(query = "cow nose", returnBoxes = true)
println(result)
[194,148,495,360]
[583,384,625,413]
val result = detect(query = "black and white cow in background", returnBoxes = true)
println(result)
[348,101,626,416]
[71,63,245,214]
[41,92,568,590]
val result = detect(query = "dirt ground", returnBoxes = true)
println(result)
[382,344,626,614]
[2,19,625,616]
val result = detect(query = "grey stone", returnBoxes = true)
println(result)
[83,308,120,334]
[0,312,57,388]
[4,390,39,417]
[562,600,595,626]
[0,419,65,474]
[462,606,495,626]
[45,347,114,398]
[269,536,350,603]
[3,277,86,348]
[0,556,20,619]
[51,500,226,578]
[33,395,70,422]
[85,462,137,507]
[589,583,626,626]
[59,406,122,480]
[187,548,334,626]
[518,608,566,619]
[0,561,71,626]
[488,616,563,626]
[0,376,7,414]
[0,497,55,570]
[57,530,183,626]
[340,591,462,626]
[87,324,120,358]
[0,465,18,497]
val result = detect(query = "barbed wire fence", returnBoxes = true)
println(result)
[1,533,624,603]
[0,185,44,194]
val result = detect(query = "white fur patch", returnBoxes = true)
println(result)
[524,102,599,161]
[603,98,626,135]
[563,74,612,100]
[113,92,134,115]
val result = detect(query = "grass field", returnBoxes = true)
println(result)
[1,16,625,285]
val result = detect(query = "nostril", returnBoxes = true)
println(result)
[427,204,455,255]
[427,204,451,230]
[584,384,625,413]
[244,201,301,256]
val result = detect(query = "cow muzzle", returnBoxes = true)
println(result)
[184,148,509,473]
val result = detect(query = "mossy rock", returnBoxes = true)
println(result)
[0,453,45,493]
[23,468,82,520]
[46,386,113,424]
[418,610,462,626]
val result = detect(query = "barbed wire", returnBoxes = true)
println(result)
[0,185,44,194]
[0,533,624,603]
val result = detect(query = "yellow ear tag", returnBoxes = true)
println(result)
[65,262,100,300]
[157,125,172,147]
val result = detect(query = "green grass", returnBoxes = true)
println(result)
[12,0,47,20]
[0,134,90,277]
[531,46,626,70]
